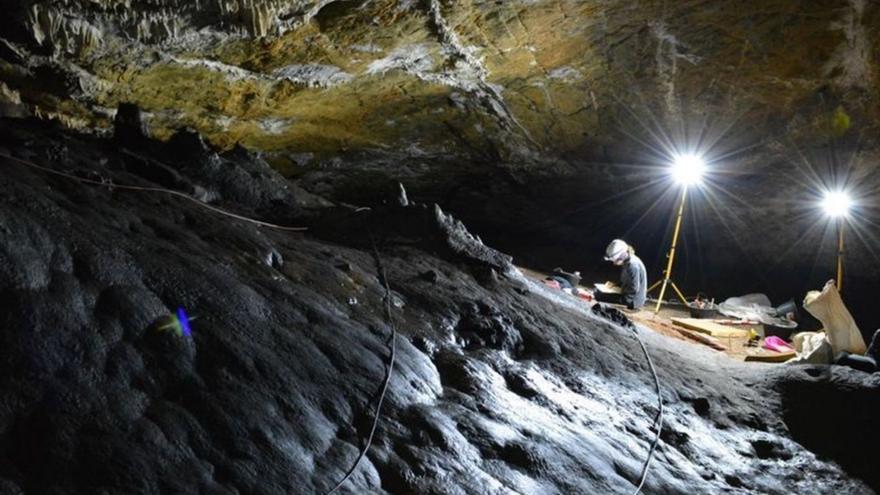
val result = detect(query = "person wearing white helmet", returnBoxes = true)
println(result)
[604,239,647,310]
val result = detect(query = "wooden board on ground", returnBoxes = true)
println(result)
[674,327,728,351]
[744,350,797,362]
[671,317,751,338]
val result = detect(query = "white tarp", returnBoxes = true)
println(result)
[788,331,834,364]
[717,293,796,327]
[803,280,867,355]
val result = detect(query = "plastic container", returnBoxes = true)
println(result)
[764,321,797,341]
[688,303,720,319]
[774,299,798,319]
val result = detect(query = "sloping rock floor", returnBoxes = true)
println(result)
[0,118,878,494]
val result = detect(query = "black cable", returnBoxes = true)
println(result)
[0,152,308,231]
[322,238,397,495]
[630,325,664,495]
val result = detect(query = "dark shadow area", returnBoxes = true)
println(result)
[778,369,880,492]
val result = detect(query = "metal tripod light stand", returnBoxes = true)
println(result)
[648,154,705,313]
[822,190,852,292]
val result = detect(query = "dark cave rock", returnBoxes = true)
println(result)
[309,202,514,274]
[503,368,542,399]
[411,335,437,359]
[751,438,792,461]
[120,151,187,191]
[334,260,353,273]
[725,410,768,432]
[472,265,500,287]
[590,304,636,331]
[433,350,488,395]
[93,284,167,339]
[0,213,57,290]
[400,406,458,451]
[725,474,745,489]
[177,145,298,212]
[141,317,197,368]
[689,397,712,417]
[0,479,23,495]
[660,426,690,449]
[432,204,513,273]
[454,301,523,354]
[115,125,321,219]
[496,441,551,472]
[113,102,148,147]
[1,119,879,494]
[518,325,561,359]
[775,366,880,491]
[166,128,212,160]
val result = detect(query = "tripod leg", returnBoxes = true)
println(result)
[647,280,662,293]
[837,222,845,292]
[655,187,687,313]
[654,279,670,313]
[670,281,688,305]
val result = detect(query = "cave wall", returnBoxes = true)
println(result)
[1,0,880,326]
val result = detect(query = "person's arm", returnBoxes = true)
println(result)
[621,263,637,308]
[632,262,646,309]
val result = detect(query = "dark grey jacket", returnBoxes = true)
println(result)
[620,254,647,309]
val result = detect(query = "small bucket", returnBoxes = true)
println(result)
[764,321,797,341]
[688,302,720,319]
[774,299,798,320]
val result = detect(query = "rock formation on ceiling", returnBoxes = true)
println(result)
[1,0,878,160]
[1,117,879,495]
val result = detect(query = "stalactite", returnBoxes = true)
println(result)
[27,4,105,56]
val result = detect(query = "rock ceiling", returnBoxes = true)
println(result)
[0,0,878,164]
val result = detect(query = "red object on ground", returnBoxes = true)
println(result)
[763,335,795,353]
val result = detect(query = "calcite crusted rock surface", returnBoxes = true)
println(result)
[1,110,879,495]
[0,0,877,160]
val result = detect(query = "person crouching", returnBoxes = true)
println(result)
[604,239,647,310]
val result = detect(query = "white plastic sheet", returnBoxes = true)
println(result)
[717,293,795,327]
[803,280,867,355]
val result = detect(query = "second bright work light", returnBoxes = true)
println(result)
[671,154,706,186]
[821,190,853,292]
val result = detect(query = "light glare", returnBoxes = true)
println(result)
[822,191,852,218]
[671,154,705,186]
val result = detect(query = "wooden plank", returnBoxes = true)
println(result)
[671,317,751,338]
[744,350,797,363]
[674,327,728,351]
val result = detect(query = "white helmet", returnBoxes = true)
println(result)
[604,239,629,262]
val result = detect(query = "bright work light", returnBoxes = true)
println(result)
[671,154,705,186]
[819,190,853,292]
[649,153,707,312]
[822,191,852,218]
